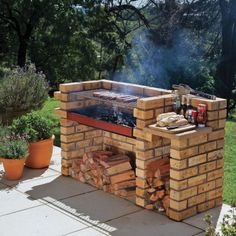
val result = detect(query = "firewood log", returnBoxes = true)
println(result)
[105,161,132,175]
[109,170,135,184]
[150,192,159,202]
[147,188,156,194]
[162,195,170,210]
[113,180,136,191]
[156,190,165,199]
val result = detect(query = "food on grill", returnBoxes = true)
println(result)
[156,112,188,127]
[93,91,139,103]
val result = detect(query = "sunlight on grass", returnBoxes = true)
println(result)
[37,98,60,147]
[223,115,236,204]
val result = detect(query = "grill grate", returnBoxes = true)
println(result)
[71,89,145,109]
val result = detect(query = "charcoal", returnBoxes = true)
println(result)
[70,104,136,128]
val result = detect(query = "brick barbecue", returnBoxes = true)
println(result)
[54,80,226,221]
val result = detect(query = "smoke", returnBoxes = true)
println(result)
[113,28,207,90]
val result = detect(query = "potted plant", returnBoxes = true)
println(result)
[0,128,29,180]
[11,112,54,169]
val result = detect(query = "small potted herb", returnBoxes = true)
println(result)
[0,127,28,180]
[11,112,54,169]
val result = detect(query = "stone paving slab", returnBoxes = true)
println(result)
[0,147,231,236]
[49,147,62,172]
[48,190,141,224]
[0,187,42,217]
[97,210,203,236]
[0,166,59,187]
[15,174,96,203]
[0,183,6,189]
[183,204,232,231]
[64,227,108,236]
[0,204,90,236]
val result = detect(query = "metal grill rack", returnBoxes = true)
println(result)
[71,89,144,109]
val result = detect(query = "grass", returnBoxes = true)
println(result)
[223,114,236,204]
[40,99,236,204]
[37,98,60,147]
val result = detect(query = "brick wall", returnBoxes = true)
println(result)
[134,94,174,208]
[55,80,226,222]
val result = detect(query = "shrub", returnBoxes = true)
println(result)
[0,127,28,159]
[0,64,48,123]
[205,201,236,236]
[11,112,54,142]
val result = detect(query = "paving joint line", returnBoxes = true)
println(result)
[182,221,205,233]
[0,204,44,219]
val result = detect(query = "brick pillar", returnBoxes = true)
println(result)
[168,97,227,221]
[134,94,174,208]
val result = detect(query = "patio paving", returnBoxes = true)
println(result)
[0,146,231,236]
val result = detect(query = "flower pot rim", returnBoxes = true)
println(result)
[29,135,55,144]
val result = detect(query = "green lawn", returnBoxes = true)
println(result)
[223,115,236,204]
[41,98,236,204]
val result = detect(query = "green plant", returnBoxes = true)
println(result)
[0,63,48,123]
[11,112,54,142]
[0,127,28,159]
[205,201,236,236]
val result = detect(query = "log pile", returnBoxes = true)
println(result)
[73,151,136,197]
[145,157,170,213]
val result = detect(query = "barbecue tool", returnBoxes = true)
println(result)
[172,84,216,100]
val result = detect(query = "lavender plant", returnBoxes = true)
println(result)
[0,63,48,123]
[0,127,29,159]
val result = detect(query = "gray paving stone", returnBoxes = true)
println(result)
[0,166,59,186]
[65,227,107,236]
[15,174,96,203]
[51,190,141,224]
[48,146,61,172]
[0,183,6,189]
[195,232,205,236]
[49,163,61,172]
[0,188,42,216]
[183,204,231,231]
[53,146,61,156]
[98,210,202,236]
[0,204,89,236]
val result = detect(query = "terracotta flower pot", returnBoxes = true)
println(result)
[1,158,26,180]
[26,136,54,169]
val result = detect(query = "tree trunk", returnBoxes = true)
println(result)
[17,38,28,67]
[215,0,236,114]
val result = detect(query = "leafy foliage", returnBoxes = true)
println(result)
[204,202,236,236]
[0,63,48,113]
[11,112,54,142]
[0,127,28,159]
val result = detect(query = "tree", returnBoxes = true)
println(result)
[215,0,236,113]
[0,0,81,67]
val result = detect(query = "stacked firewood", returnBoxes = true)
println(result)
[75,151,136,197]
[145,157,170,213]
